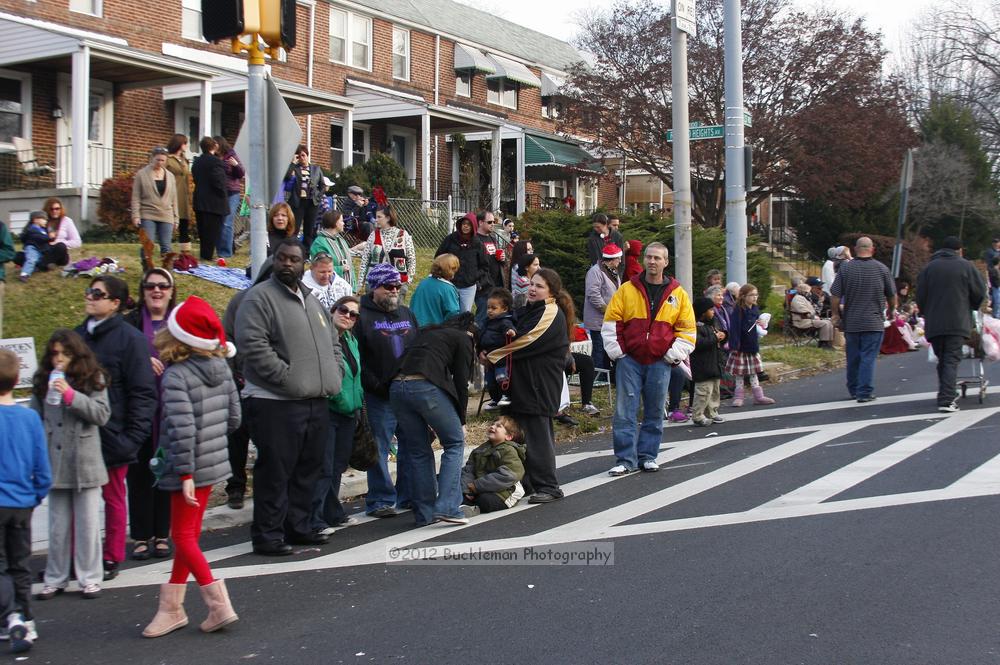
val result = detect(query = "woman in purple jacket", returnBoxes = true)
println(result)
[213,136,244,260]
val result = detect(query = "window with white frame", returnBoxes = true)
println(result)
[487,78,517,109]
[69,0,101,16]
[329,8,371,70]
[455,71,471,97]
[330,124,369,172]
[392,27,410,81]
[181,0,203,41]
[542,97,563,119]
[0,72,30,148]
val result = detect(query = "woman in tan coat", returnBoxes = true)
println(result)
[132,146,179,257]
[165,134,192,252]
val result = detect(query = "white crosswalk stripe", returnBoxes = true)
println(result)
[101,398,1000,588]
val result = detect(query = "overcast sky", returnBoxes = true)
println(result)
[458,0,941,52]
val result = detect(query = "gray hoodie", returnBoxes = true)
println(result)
[235,275,343,399]
[157,355,241,491]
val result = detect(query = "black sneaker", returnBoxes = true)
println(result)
[227,494,244,510]
[102,560,119,581]
[554,413,579,427]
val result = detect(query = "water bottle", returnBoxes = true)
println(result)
[46,369,65,406]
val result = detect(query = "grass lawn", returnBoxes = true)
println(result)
[4,241,440,353]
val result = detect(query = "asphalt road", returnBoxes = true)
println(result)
[17,349,1000,665]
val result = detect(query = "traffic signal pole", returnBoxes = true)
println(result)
[671,10,692,295]
[246,38,269,280]
[723,0,747,284]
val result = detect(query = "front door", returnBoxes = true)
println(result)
[56,75,113,188]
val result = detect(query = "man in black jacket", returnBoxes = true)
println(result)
[191,136,228,261]
[75,276,157,580]
[474,210,506,328]
[916,236,987,412]
[356,264,419,517]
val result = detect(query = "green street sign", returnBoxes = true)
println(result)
[666,124,724,142]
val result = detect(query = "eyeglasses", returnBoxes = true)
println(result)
[335,305,360,320]
[50,206,62,211]
[312,252,333,262]
[143,282,172,291]
[380,283,402,292]
[84,287,109,300]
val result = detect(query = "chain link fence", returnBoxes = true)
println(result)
[332,195,454,249]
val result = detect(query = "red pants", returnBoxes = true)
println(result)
[101,465,129,563]
[168,486,214,586]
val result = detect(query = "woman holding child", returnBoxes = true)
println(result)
[487,267,572,504]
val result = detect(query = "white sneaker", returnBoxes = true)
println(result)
[316,526,337,536]
[497,395,512,406]
[641,460,660,472]
[23,620,37,642]
[6,613,31,653]
[608,464,636,477]
[483,400,501,411]
[581,403,600,416]
[938,402,959,413]
[712,415,726,423]
[460,504,481,518]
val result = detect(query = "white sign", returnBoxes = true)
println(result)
[233,75,303,206]
[674,0,696,36]
[0,337,37,390]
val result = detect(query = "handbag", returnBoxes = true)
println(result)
[349,407,379,472]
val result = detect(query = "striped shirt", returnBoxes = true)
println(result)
[830,257,895,332]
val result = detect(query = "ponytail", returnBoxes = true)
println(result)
[535,267,576,341]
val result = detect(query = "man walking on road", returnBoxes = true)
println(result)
[602,242,696,475]
[916,236,986,412]
[236,239,343,555]
[830,237,896,403]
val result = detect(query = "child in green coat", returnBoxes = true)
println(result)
[460,416,526,515]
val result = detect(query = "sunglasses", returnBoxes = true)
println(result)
[379,283,402,292]
[143,282,172,291]
[335,305,360,320]
[84,287,109,300]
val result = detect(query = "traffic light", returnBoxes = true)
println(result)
[260,0,297,50]
[201,0,260,43]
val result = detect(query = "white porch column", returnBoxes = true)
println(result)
[199,79,213,140]
[515,134,525,215]
[421,111,431,202]
[71,47,91,217]
[343,109,354,167]
[490,127,501,212]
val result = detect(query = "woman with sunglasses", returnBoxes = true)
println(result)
[75,276,157,581]
[122,269,177,560]
[312,296,363,536]
[43,197,81,267]
[132,146,179,258]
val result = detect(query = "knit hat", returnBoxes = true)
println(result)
[167,296,236,358]
[29,210,46,222]
[366,263,401,291]
[693,296,715,319]
[347,185,364,195]
[602,243,623,260]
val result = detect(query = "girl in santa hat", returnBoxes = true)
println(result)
[142,296,241,638]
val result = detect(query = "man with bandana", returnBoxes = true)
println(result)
[236,238,343,556]
[356,264,419,517]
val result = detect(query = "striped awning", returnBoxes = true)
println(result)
[524,134,602,173]
[453,43,496,73]
[486,54,542,88]
[540,73,565,97]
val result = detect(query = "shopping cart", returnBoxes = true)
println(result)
[958,313,988,404]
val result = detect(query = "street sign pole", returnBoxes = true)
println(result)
[671,0,693,294]
[246,38,269,280]
[891,148,914,278]
[723,0,747,284]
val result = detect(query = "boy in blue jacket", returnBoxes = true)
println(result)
[16,211,50,282]
[0,349,51,653]
[477,288,516,410]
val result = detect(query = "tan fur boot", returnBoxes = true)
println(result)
[198,579,238,632]
[179,242,193,253]
[142,583,188,638]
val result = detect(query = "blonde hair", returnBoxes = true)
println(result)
[431,253,460,280]
[154,327,226,365]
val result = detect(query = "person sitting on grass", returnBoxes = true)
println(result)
[460,416,526,515]
[15,211,54,282]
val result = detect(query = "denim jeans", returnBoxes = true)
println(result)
[20,245,40,277]
[612,355,670,469]
[217,192,240,257]
[364,391,410,512]
[667,363,688,411]
[312,411,357,529]
[992,287,1000,318]
[589,329,609,370]
[845,330,884,399]
[140,219,173,255]
[389,380,466,525]
[474,293,489,330]
[457,285,476,313]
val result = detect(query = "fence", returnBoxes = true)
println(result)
[331,195,453,250]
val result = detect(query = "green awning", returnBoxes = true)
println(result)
[524,135,602,173]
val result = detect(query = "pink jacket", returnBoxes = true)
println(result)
[51,217,82,249]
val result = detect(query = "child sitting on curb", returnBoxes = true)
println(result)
[460,416,526,516]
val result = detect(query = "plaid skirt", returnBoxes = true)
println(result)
[725,351,763,376]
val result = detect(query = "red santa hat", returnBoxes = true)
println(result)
[167,296,236,358]
[602,243,623,260]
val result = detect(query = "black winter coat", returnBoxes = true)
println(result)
[916,249,987,339]
[691,318,726,382]
[493,300,569,417]
[75,314,157,467]
[435,232,488,290]
[191,153,229,216]
[396,326,475,424]
[356,293,419,399]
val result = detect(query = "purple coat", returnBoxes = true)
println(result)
[221,149,245,194]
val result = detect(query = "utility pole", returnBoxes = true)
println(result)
[723,0,747,284]
[246,41,269,279]
[671,0,694,294]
